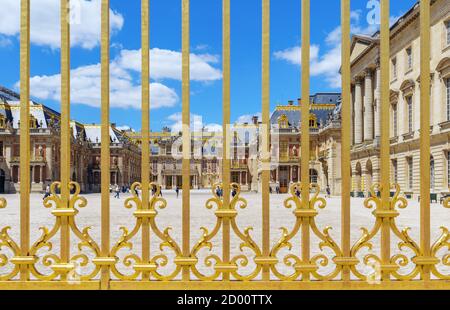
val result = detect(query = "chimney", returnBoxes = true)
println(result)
[288,100,294,106]
[252,116,258,125]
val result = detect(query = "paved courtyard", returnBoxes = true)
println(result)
[0,190,448,279]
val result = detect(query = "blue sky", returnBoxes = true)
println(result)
[0,0,416,132]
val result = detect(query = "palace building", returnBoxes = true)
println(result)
[126,94,342,194]
[0,84,341,194]
[0,86,141,193]
[350,0,450,199]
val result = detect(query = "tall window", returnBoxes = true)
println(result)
[408,157,413,189]
[446,21,450,46]
[430,156,435,190]
[392,159,398,184]
[406,47,413,70]
[310,169,318,184]
[0,141,3,157]
[407,96,413,133]
[393,104,398,136]
[448,152,450,188]
[392,57,397,79]
[447,78,450,121]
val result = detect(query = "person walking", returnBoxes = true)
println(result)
[231,187,237,198]
[175,186,180,198]
[114,184,120,199]
[326,185,331,198]
[43,184,51,200]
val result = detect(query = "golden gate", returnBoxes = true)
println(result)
[0,0,448,290]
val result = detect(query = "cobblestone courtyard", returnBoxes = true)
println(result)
[1,191,449,279]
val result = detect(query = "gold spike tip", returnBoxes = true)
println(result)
[133,263,158,272]
[333,257,359,266]
[92,257,118,266]
[214,263,238,273]
[293,209,318,218]
[10,256,37,265]
[174,257,198,266]
[254,257,278,266]
[214,209,238,218]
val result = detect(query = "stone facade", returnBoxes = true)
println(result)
[0,84,342,194]
[0,87,141,193]
[350,0,450,199]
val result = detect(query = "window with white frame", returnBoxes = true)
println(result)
[406,47,413,70]
[393,104,398,136]
[447,78,450,121]
[448,151,450,188]
[430,156,435,190]
[446,21,450,46]
[408,157,413,189]
[392,57,397,79]
[407,96,413,133]
[392,159,398,184]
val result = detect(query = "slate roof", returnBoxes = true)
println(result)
[270,93,341,129]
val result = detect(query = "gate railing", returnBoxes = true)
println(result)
[0,0,448,290]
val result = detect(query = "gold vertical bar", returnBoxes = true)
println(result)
[261,0,270,281]
[380,0,391,281]
[141,0,151,281]
[341,0,351,282]
[181,0,191,281]
[419,0,431,281]
[60,0,71,280]
[100,0,111,288]
[222,0,231,281]
[19,0,30,281]
[300,0,311,281]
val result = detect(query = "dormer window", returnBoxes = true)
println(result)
[277,114,288,129]
[29,115,37,129]
[0,114,5,129]
[309,114,317,128]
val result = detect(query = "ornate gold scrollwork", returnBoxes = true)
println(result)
[430,198,450,279]
[110,182,182,281]
[350,183,421,281]
[0,199,21,280]
[190,183,262,281]
[270,182,342,281]
[28,181,102,281]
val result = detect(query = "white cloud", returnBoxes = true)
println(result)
[0,36,12,47]
[116,48,222,82]
[20,62,178,109]
[273,9,390,89]
[274,44,341,88]
[167,113,222,133]
[0,0,123,49]
[235,113,262,124]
